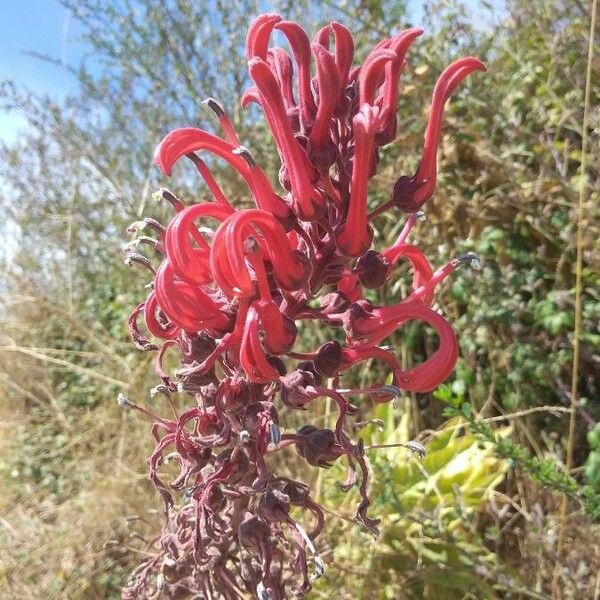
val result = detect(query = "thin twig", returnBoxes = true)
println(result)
[554,1,597,595]
[0,345,129,387]
[483,405,571,423]
[369,406,571,450]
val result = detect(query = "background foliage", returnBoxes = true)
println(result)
[0,0,598,598]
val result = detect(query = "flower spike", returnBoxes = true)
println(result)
[124,14,485,599]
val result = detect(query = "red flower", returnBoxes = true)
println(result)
[122,14,485,600]
[390,57,487,211]
[335,104,378,257]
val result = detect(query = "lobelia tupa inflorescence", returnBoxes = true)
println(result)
[122,13,485,600]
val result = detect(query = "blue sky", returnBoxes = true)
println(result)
[0,0,83,143]
[0,1,501,145]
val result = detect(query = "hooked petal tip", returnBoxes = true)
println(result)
[202,96,225,117]
[455,252,482,270]
[232,145,257,167]
[246,13,281,60]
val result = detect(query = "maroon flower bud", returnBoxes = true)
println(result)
[274,477,311,504]
[180,331,217,362]
[294,425,344,468]
[258,489,291,523]
[340,301,376,340]
[238,514,271,550]
[296,361,323,386]
[313,341,343,377]
[319,291,351,314]
[354,250,391,288]
[267,355,287,376]
[279,368,312,398]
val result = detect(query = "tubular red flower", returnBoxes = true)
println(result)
[248,58,325,221]
[154,260,228,332]
[314,21,354,96]
[202,97,241,146]
[210,209,307,298]
[155,127,291,224]
[243,243,297,355]
[377,28,423,142]
[245,13,281,60]
[358,48,396,107]
[255,299,297,356]
[338,345,404,398]
[309,43,341,154]
[240,306,281,383]
[246,16,316,126]
[187,153,234,208]
[349,302,458,392]
[418,58,487,189]
[382,243,434,305]
[268,48,296,111]
[405,253,478,304]
[165,202,234,285]
[240,86,261,108]
[129,301,160,350]
[143,292,179,340]
[274,20,316,125]
[241,153,295,227]
[335,105,378,257]
[154,127,248,177]
[391,57,487,211]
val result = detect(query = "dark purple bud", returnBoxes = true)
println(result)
[280,369,318,408]
[313,341,343,377]
[319,291,351,314]
[295,425,344,468]
[239,515,271,550]
[181,331,217,362]
[258,489,291,523]
[341,301,375,340]
[267,355,287,376]
[296,361,324,386]
[276,478,311,504]
[354,250,391,288]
